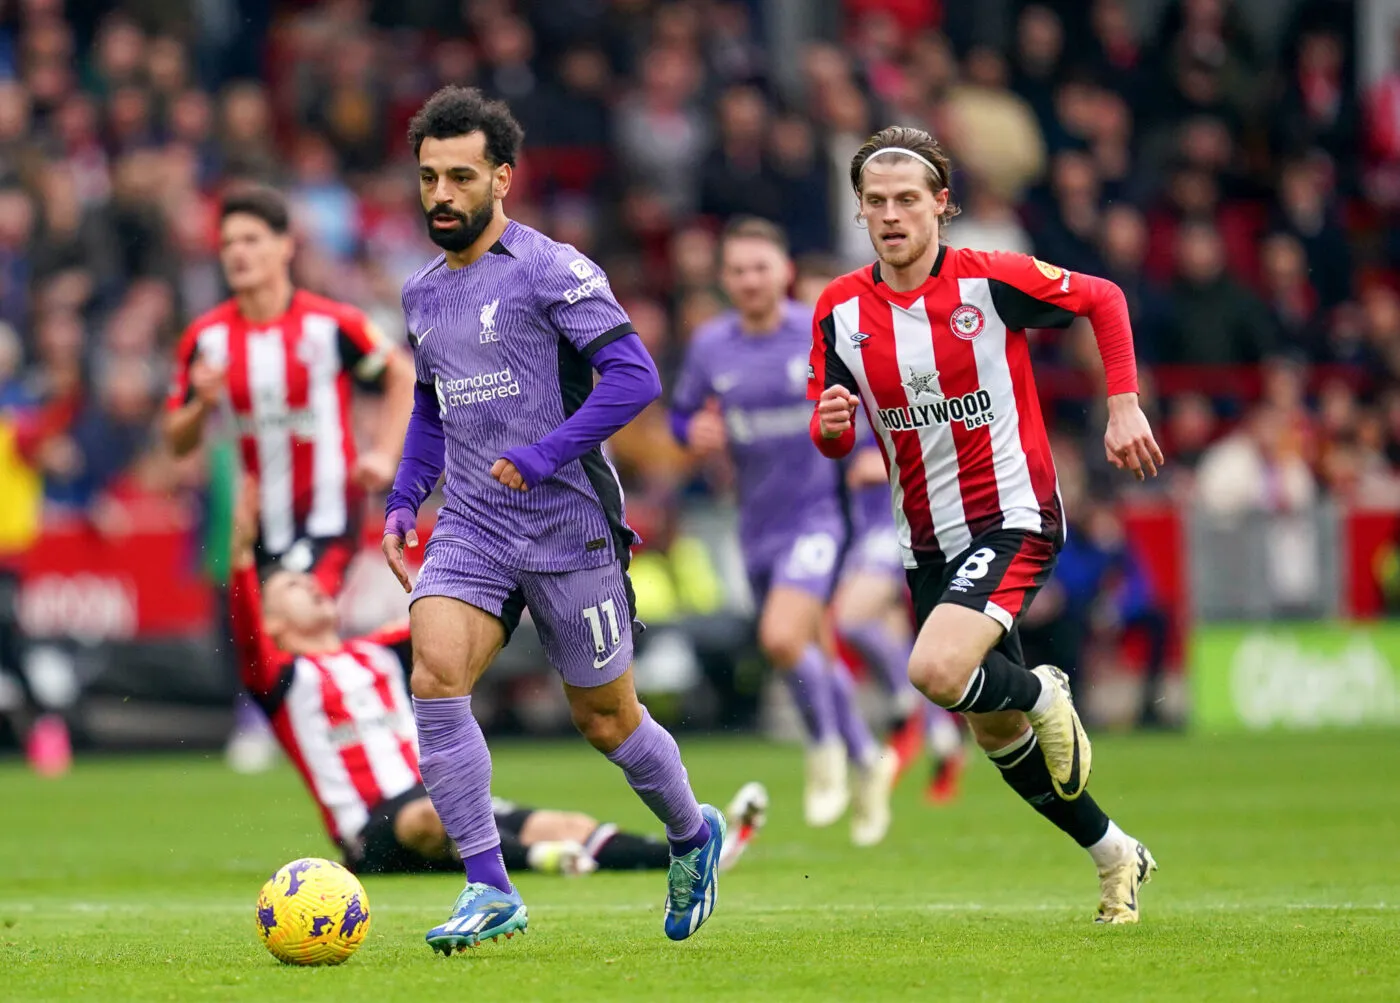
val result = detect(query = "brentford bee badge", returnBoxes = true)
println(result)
[950,304,986,340]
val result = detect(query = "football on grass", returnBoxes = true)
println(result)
[255,857,371,965]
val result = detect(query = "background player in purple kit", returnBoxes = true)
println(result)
[380,86,724,953]
[834,420,968,803]
[670,217,895,848]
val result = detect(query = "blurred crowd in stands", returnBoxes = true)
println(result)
[1,0,1400,614]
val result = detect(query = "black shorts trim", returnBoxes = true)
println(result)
[342,784,457,875]
[495,807,534,840]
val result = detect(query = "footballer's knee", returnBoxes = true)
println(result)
[758,620,807,671]
[568,681,644,754]
[409,652,464,700]
[394,798,450,858]
[965,710,1031,753]
[907,645,979,707]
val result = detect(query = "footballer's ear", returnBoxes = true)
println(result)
[493,162,513,200]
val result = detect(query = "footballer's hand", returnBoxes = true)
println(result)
[1104,393,1164,481]
[491,458,528,491]
[382,508,419,593]
[188,358,226,409]
[352,449,397,491]
[686,399,727,457]
[231,472,261,568]
[817,385,858,438]
[846,446,887,489]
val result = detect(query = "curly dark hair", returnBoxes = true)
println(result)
[407,86,524,166]
[849,125,960,224]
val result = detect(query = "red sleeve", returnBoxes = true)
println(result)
[332,303,393,386]
[360,619,410,649]
[164,323,202,412]
[973,251,1140,397]
[230,565,292,696]
[807,286,858,457]
[810,408,855,457]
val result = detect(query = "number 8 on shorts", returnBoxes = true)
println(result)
[908,530,1060,633]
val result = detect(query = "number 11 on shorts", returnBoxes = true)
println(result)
[582,600,621,655]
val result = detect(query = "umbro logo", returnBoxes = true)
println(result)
[850,331,871,348]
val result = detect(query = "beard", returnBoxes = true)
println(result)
[424,199,495,253]
[872,227,934,269]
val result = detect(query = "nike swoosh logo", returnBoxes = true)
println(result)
[416,326,434,345]
[1126,845,1148,912]
[593,646,623,670]
[1065,717,1082,795]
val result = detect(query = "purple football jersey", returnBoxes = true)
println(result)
[672,301,844,558]
[848,411,896,538]
[402,221,637,573]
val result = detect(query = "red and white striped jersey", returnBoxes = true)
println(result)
[166,290,392,557]
[808,246,1138,567]
[231,566,419,845]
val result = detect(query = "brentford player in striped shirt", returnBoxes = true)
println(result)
[809,126,1163,924]
[165,187,416,591]
[228,477,767,878]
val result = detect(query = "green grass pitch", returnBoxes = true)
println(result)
[2,730,1398,1001]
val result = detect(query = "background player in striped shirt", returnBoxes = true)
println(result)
[810,126,1163,924]
[228,478,766,879]
[381,86,723,952]
[670,217,892,846]
[164,186,416,774]
[166,186,416,587]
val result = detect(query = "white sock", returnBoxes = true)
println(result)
[1087,820,1132,869]
[1029,672,1054,716]
[927,710,964,759]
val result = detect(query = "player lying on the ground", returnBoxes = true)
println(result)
[382,86,729,953]
[670,217,892,846]
[809,125,1161,923]
[227,476,767,878]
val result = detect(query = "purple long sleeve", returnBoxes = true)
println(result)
[385,380,445,517]
[501,333,661,488]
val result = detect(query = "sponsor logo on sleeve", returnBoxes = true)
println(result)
[563,258,610,304]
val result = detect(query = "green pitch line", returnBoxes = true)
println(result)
[1,731,1397,1002]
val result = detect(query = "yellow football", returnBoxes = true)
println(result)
[255,857,371,965]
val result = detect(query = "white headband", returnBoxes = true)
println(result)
[861,147,943,182]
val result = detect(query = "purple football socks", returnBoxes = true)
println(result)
[783,644,839,744]
[413,694,513,892]
[605,709,709,855]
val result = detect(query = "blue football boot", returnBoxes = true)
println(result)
[663,804,726,941]
[425,882,528,955]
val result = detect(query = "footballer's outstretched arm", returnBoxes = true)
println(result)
[976,251,1164,480]
[228,476,289,695]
